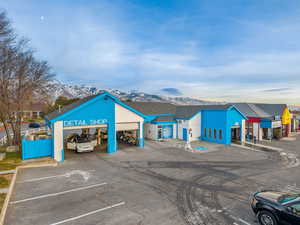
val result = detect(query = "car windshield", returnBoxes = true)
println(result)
[77,138,90,143]
[278,194,300,204]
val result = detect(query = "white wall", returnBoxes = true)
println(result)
[259,128,263,140]
[144,123,157,140]
[177,112,201,141]
[189,113,201,141]
[253,122,259,140]
[54,121,63,162]
[115,103,144,123]
[173,123,177,139]
[177,119,189,139]
[241,120,246,143]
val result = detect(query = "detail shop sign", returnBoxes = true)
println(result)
[63,119,108,127]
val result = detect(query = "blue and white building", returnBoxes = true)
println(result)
[176,105,247,144]
[42,92,146,162]
[22,93,248,162]
[125,102,177,140]
[127,102,247,144]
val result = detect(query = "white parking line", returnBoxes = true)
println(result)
[49,202,125,225]
[238,218,252,225]
[18,170,96,183]
[10,182,107,204]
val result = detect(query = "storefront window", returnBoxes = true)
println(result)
[219,130,222,140]
[209,128,212,138]
[214,129,217,139]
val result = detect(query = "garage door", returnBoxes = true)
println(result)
[116,123,139,131]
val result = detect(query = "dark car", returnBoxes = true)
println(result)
[251,190,300,225]
[28,122,40,128]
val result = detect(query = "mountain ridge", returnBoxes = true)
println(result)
[49,80,222,105]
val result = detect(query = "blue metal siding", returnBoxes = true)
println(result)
[58,95,117,154]
[201,110,227,144]
[22,137,53,160]
[260,119,272,128]
[226,107,245,143]
[201,108,245,145]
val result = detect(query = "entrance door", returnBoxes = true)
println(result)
[183,128,188,141]
[231,127,240,142]
[158,127,162,139]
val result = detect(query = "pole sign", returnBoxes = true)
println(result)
[63,119,108,127]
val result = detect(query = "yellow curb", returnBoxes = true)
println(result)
[0,161,57,225]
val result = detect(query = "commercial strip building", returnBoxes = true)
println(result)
[126,102,247,145]
[230,103,292,141]
[291,111,300,132]
[21,92,294,162]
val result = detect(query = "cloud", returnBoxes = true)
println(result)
[160,88,183,96]
[262,88,292,92]
[2,0,300,104]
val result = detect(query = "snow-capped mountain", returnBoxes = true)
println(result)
[49,80,221,105]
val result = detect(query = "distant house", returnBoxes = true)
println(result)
[12,103,47,120]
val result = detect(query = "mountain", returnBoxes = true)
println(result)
[49,80,222,105]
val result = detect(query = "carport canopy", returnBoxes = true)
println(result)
[44,91,147,162]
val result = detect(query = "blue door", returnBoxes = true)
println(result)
[183,128,188,141]
[162,125,173,138]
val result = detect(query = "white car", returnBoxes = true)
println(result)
[66,134,97,153]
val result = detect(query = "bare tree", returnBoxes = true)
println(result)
[0,10,14,44]
[0,10,55,147]
[0,10,15,144]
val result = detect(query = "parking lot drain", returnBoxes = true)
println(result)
[49,202,125,225]
[10,182,107,204]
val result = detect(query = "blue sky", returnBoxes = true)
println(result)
[1,0,300,104]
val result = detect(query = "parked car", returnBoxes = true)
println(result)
[66,133,97,153]
[28,122,40,128]
[251,190,300,225]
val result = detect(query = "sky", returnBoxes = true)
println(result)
[1,0,300,104]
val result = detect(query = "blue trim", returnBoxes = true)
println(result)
[227,106,248,120]
[107,122,117,153]
[49,92,147,123]
[139,138,144,147]
[145,114,176,123]
[175,111,201,120]
[151,121,176,125]
[138,122,144,147]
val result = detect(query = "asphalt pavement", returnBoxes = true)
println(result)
[5,137,300,225]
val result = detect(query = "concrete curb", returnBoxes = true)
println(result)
[0,161,58,225]
[245,141,283,152]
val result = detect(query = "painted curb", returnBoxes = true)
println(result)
[0,161,58,225]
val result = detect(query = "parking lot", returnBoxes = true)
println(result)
[5,138,300,225]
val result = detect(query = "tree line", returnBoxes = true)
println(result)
[0,10,55,147]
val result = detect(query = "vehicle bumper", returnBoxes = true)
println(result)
[76,148,94,153]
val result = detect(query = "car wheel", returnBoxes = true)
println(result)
[257,211,277,225]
